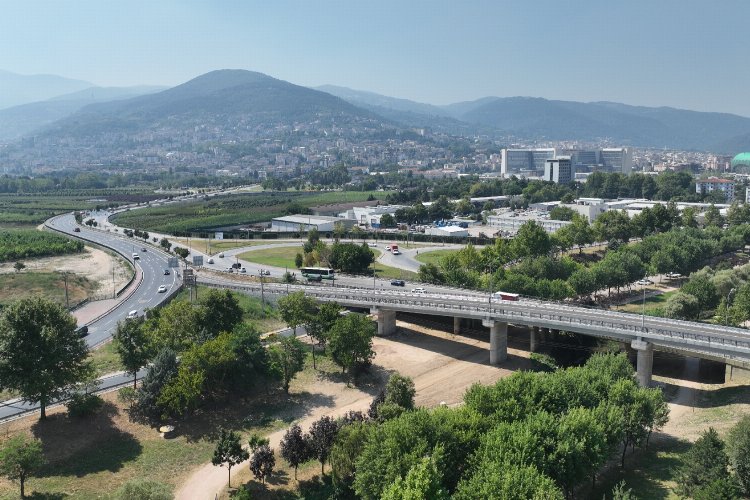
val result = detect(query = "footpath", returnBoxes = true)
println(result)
[72,266,143,326]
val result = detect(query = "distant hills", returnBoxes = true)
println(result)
[0,70,94,109]
[0,85,165,140]
[33,70,383,142]
[320,85,750,152]
[3,69,750,154]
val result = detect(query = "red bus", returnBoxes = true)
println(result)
[493,291,520,301]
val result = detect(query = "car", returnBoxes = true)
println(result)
[76,325,89,337]
[368,242,378,247]
[132,253,140,260]
[218,252,225,258]
[226,268,234,273]
[637,279,653,285]
[261,270,271,276]
[411,287,426,293]
[207,257,215,264]
[392,250,401,255]
[240,267,247,273]
[141,247,146,252]
[164,269,170,275]
[127,310,138,319]
[390,279,405,286]
[73,227,81,232]
[231,262,242,269]
[157,285,168,293]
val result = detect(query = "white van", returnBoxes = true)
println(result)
[127,310,138,319]
[132,253,140,260]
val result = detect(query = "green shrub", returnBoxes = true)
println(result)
[65,392,103,418]
[114,478,173,500]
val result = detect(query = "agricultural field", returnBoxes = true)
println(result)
[0,229,83,262]
[111,191,388,234]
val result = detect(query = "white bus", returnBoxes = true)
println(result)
[300,267,335,280]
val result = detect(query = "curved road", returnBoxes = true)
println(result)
[0,213,180,422]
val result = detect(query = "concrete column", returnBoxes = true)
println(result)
[631,338,653,387]
[371,308,396,337]
[453,317,461,335]
[529,326,539,353]
[483,319,508,365]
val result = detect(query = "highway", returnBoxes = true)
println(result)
[0,213,181,422]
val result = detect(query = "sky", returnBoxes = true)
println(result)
[2,0,749,115]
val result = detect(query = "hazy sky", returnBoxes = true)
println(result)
[2,1,749,115]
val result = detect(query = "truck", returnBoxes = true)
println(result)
[385,243,400,254]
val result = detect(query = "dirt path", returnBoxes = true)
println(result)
[175,322,529,500]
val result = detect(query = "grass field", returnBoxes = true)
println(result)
[0,271,98,308]
[173,238,272,255]
[89,341,124,376]
[617,289,677,315]
[237,246,302,269]
[414,248,458,266]
[112,191,390,234]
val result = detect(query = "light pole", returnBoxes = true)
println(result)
[259,269,265,306]
[726,287,737,326]
[641,281,647,329]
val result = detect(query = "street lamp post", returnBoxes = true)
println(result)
[641,282,647,329]
[259,269,265,306]
[726,287,737,326]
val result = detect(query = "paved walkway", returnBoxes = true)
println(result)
[71,266,142,326]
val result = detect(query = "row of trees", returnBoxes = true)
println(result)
[296,228,375,274]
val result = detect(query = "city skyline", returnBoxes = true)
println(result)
[1,1,749,116]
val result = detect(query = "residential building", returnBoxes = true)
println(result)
[695,177,736,202]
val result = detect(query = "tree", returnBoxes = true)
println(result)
[330,422,373,494]
[199,289,244,337]
[148,300,206,352]
[453,463,563,500]
[212,428,249,488]
[268,336,305,393]
[379,213,396,228]
[130,348,178,423]
[306,302,342,369]
[704,204,724,227]
[327,313,376,374]
[381,450,449,500]
[173,246,190,259]
[307,416,339,475]
[664,291,700,320]
[0,297,91,419]
[0,435,45,499]
[329,242,375,274]
[511,221,551,259]
[277,291,316,337]
[159,237,172,251]
[681,275,720,317]
[676,427,730,497]
[726,416,750,495]
[280,424,310,480]
[114,479,172,500]
[249,444,275,484]
[383,373,416,410]
[594,210,633,244]
[113,317,152,388]
[610,480,637,500]
[12,262,24,273]
[294,252,303,268]
[549,206,576,221]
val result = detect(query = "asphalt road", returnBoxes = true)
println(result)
[0,213,180,422]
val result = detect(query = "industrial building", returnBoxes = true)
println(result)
[500,148,556,177]
[486,210,571,235]
[270,215,354,232]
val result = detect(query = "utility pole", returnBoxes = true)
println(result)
[259,269,265,306]
[63,272,70,309]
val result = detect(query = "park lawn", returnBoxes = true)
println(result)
[374,262,418,281]
[616,289,677,315]
[89,341,125,376]
[414,248,458,266]
[238,245,303,269]
[0,347,346,500]
[172,238,271,256]
[0,271,98,308]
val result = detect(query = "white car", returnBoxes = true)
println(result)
[207,257,215,264]
[368,242,377,247]
[157,285,168,293]
[127,310,138,319]
[411,287,426,293]
[637,279,653,285]
[218,252,225,258]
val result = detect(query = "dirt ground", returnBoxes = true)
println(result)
[179,322,532,500]
[0,246,131,299]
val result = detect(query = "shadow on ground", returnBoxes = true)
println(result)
[31,401,142,478]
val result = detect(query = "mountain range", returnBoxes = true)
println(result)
[0,70,94,109]
[3,68,750,154]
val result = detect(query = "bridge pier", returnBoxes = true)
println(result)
[631,338,653,387]
[483,319,508,365]
[371,308,396,337]
[529,327,539,353]
[453,317,461,335]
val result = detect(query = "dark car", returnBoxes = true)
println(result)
[390,279,405,287]
[76,326,89,337]
[73,227,81,232]
[164,269,170,275]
